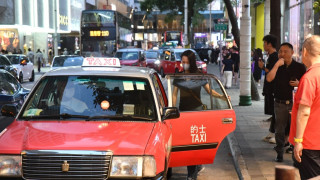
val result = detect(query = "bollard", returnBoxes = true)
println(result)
[275,165,295,180]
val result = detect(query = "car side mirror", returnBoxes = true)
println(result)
[162,107,180,120]
[20,59,27,65]
[1,104,18,117]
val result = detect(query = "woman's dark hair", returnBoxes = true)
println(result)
[181,50,200,73]
[253,48,263,60]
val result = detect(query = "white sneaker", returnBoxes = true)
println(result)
[269,137,276,144]
[262,133,274,142]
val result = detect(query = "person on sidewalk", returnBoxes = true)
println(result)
[253,48,263,86]
[259,35,278,144]
[289,35,320,179]
[27,48,35,64]
[266,42,306,162]
[35,49,43,72]
[63,48,68,55]
[221,50,234,89]
[230,46,240,86]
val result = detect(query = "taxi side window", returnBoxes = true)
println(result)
[152,74,167,112]
[0,56,10,65]
[115,52,122,60]
[171,53,175,61]
[171,75,230,112]
[164,51,171,61]
[0,73,19,95]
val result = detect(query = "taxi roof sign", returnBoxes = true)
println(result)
[82,57,121,67]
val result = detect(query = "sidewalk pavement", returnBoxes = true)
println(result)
[207,63,300,180]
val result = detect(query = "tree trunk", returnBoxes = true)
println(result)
[187,0,195,46]
[223,0,240,47]
[270,0,281,49]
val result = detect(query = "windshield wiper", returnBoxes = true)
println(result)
[22,114,90,120]
[87,115,153,121]
[59,113,90,120]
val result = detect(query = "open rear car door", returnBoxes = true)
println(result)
[165,74,236,167]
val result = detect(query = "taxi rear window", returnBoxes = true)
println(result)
[20,76,156,121]
[115,52,139,60]
[53,56,84,67]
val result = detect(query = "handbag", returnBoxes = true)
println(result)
[188,89,207,110]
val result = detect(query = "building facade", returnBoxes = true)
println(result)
[0,0,86,58]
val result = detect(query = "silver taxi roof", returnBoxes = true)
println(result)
[43,66,156,78]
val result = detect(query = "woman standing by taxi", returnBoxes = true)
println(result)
[172,50,225,180]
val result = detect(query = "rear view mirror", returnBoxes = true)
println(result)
[1,104,18,117]
[162,107,180,120]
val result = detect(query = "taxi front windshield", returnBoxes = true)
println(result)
[145,52,158,59]
[20,76,156,121]
[116,52,139,60]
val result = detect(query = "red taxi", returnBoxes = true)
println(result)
[115,48,146,67]
[0,58,235,179]
[158,48,207,77]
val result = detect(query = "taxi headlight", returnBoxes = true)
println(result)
[110,156,156,178]
[154,60,160,65]
[0,156,22,177]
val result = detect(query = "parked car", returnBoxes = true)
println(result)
[158,48,207,77]
[114,48,146,67]
[6,54,35,82]
[145,49,161,71]
[51,55,84,70]
[0,69,29,112]
[0,54,17,79]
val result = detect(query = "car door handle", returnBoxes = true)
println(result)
[222,118,233,124]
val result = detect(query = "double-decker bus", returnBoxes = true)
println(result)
[164,31,183,46]
[80,10,132,57]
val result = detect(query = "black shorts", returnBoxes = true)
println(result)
[293,149,320,180]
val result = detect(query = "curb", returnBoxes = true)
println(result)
[227,132,251,180]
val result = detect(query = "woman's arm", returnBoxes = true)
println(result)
[172,86,179,106]
[204,83,224,99]
[221,64,225,75]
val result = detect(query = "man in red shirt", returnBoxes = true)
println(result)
[289,35,320,179]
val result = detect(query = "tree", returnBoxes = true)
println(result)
[140,0,213,45]
[141,0,242,48]
[223,0,240,47]
[314,0,320,13]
